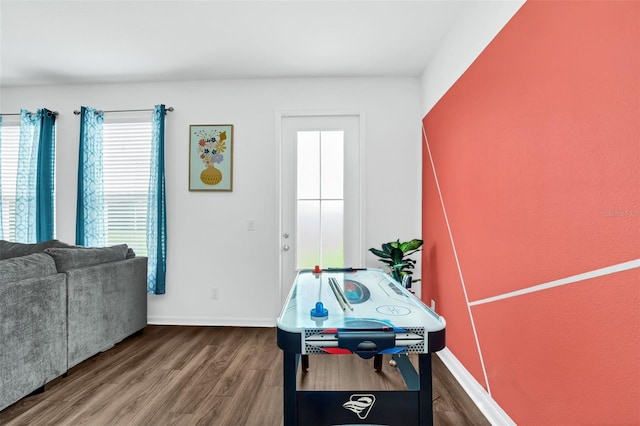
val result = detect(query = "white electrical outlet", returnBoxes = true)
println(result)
[247,218,256,231]
[211,288,220,299]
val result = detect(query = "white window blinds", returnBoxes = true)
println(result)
[102,119,152,256]
[0,124,20,240]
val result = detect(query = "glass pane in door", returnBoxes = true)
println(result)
[296,200,321,267]
[320,131,344,199]
[296,131,320,199]
[321,199,344,266]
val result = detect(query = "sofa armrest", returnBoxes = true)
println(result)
[66,256,148,368]
[0,274,67,411]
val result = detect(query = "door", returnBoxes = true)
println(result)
[278,114,363,306]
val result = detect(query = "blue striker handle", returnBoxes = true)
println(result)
[311,301,328,317]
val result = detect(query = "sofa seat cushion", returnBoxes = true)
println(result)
[44,244,129,272]
[0,253,58,285]
[0,239,72,260]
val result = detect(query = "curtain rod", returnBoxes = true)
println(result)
[0,111,59,117]
[73,107,174,115]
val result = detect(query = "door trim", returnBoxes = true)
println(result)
[275,109,367,314]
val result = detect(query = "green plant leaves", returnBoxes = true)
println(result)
[368,238,423,283]
[369,247,391,259]
[400,239,423,252]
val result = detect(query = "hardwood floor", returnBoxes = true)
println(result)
[0,326,489,426]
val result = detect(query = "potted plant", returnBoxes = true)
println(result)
[369,238,423,288]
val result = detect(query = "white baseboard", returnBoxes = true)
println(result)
[437,348,516,425]
[147,316,276,328]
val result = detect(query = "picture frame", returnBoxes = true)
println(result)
[189,124,234,191]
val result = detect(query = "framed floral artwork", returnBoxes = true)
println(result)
[189,124,234,191]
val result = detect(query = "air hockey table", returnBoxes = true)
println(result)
[276,267,446,426]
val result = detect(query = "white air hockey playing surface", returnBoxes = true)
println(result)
[277,268,446,356]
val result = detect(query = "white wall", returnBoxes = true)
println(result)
[1,77,422,326]
[420,0,525,116]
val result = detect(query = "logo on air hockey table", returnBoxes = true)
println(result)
[342,394,376,420]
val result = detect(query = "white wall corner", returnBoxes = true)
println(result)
[437,348,516,425]
[419,0,526,117]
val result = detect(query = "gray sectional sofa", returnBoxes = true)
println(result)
[0,240,148,411]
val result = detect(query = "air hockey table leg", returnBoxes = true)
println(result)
[374,354,383,372]
[419,353,434,426]
[393,353,434,426]
[283,351,297,426]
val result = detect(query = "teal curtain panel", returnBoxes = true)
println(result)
[76,106,105,247]
[147,104,167,295]
[36,109,57,242]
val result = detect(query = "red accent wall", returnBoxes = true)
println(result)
[422,1,639,424]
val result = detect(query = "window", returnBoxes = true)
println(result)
[296,130,345,268]
[0,122,20,240]
[102,118,152,256]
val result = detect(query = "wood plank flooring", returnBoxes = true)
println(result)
[0,326,489,426]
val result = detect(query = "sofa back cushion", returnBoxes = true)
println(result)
[0,239,72,260]
[0,253,58,285]
[44,244,129,272]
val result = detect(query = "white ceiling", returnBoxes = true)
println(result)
[0,0,470,87]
